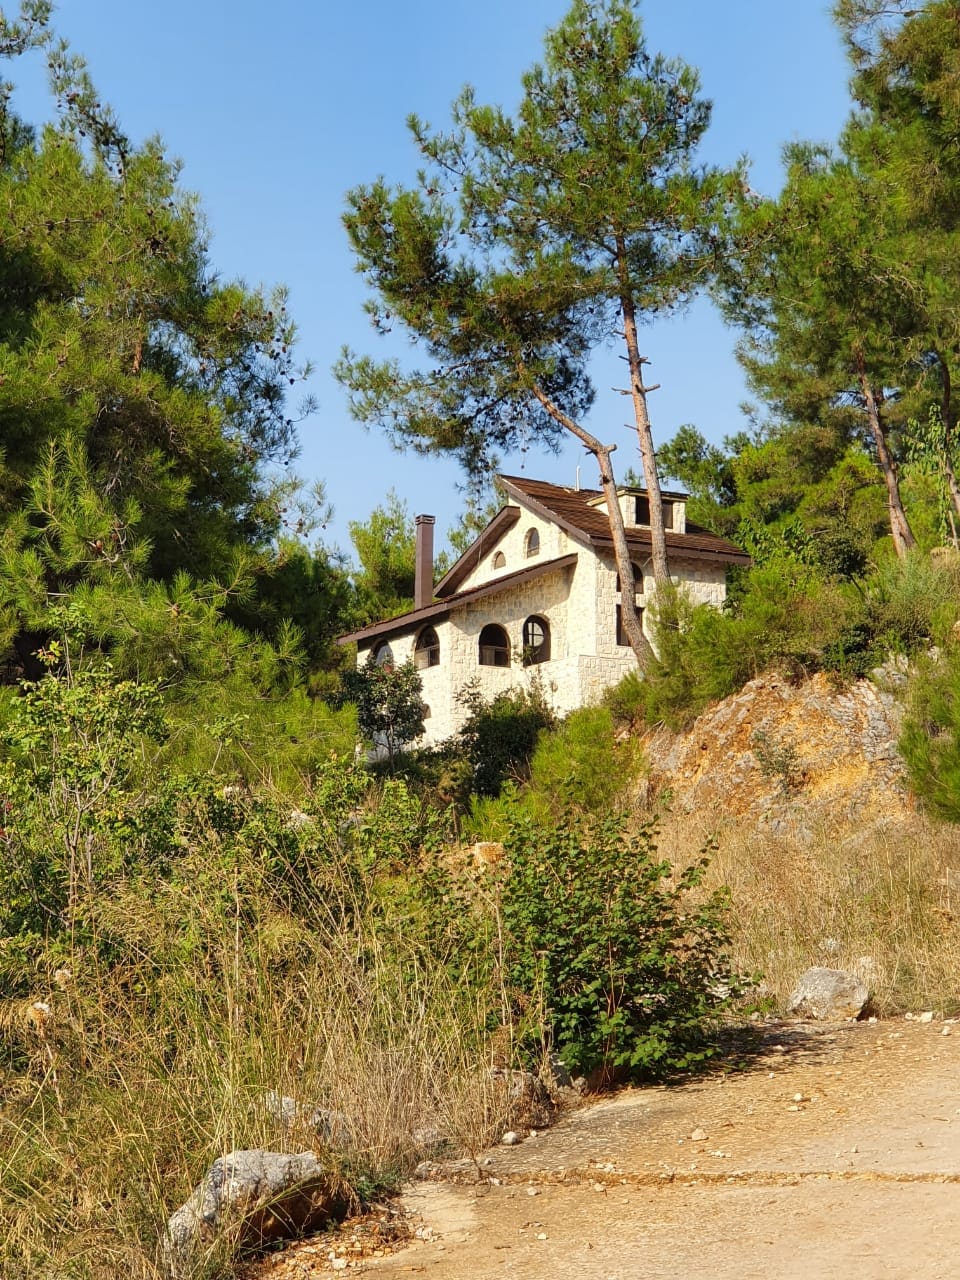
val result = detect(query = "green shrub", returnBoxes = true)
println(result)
[861,551,960,656]
[900,645,960,823]
[497,808,745,1081]
[461,707,644,840]
[454,679,555,799]
[340,654,426,765]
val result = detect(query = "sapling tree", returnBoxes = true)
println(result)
[341,654,426,766]
[337,0,742,666]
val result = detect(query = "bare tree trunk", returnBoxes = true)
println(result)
[616,234,670,586]
[531,383,657,669]
[856,353,917,559]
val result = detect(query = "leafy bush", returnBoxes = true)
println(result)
[340,654,426,764]
[900,645,960,823]
[497,808,745,1081]
[454,679,555,799]
[462,707,644,839]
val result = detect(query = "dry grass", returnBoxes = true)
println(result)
[0,854,515,1280]
[655,807,960,1015]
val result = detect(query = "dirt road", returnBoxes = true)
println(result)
[253,1019,960,1280]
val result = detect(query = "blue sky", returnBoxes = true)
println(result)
[12,1,852,559]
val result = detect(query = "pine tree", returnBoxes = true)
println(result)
[0,7,316,676]
[337,0,742,665]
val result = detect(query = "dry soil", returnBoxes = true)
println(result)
[246,1018,960,1280]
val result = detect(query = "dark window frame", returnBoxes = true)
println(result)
[414,625,441,670]
[522,615,551,666]
[478,623,511,667]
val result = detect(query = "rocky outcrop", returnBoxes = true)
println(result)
[643,671,909,828]
[163,1149,350,1278]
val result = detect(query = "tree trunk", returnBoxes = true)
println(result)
[531,383,657,670]
[616,234,670,586]
[855,353,917,559]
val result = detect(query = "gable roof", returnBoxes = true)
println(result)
[338,553,578,647]
[434,505,520,599]
[434,475,747,599]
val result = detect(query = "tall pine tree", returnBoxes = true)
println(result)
[337,0,742,665]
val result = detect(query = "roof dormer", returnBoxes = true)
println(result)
[587,486,686,535]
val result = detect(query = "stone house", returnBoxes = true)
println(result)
[338,474,749,748]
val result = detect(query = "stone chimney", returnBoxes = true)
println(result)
[414,514,435,610]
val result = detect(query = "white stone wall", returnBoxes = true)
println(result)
[457,510,570,594]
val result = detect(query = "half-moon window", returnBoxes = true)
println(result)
[372,641,394,667]
[524,528,540,558]
[414,625,440,669]
[492,550,506,569]
[522,616,550,666]
[478,623,510,668]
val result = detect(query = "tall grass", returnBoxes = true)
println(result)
[0,784,516,1280]
[655,808,960,1015]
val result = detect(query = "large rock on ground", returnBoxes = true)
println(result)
[787,967,870,1021]
[163,1149,349,1278]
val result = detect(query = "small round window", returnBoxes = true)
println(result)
[492,550,506,569]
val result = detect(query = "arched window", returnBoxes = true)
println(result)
[522,616,550,665]
[524,527,540,558]
[492,550,506,569]
[414,625,440,670]
[478,623,510,667]
[372,641,394,667]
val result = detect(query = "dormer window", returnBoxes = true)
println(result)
[524,528,540,558]
[634,496,675,530]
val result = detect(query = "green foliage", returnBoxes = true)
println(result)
[901,644,960,823]
[497,808,744,1080]
[348,491,417,626]
[341,654,426,764]
[454,679,555,800]
[632,573,851,728]
[464,706,644,839]
[0,656,168,973]
[0,10,347,688]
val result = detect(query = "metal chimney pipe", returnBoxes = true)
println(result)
[414,514,436,610]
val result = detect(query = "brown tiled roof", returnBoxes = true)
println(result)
[498,474,750,566]
[337,553,578,647]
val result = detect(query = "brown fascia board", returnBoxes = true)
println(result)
[433,505,521,599]
[595,534,750,566]
[337,553,579,648]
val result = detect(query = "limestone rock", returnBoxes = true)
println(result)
[644,672,909,829]
[163,1149,348,1278]
[787,967,869,1021]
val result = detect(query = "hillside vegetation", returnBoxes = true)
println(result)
[6,3,960,1278]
